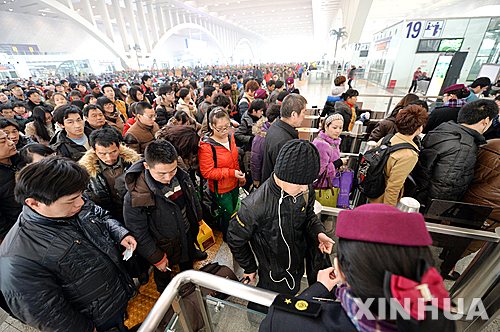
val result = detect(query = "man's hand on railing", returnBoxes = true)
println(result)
[242,272,256,285]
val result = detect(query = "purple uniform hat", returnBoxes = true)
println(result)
[443,83,466,94]
[336,204,432,246]
[286,77,294,85]
[254,88,268,100]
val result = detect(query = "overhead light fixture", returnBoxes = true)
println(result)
[41,13,46,16]
[8,7,13,11]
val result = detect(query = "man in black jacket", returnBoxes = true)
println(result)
[261,94,306,183]
[0,129,21,243]
[155,84,176,127]
[50,104,92,161]
[79,128,141,222]
[227,140,334,312]
[123,139,202,292]
[141,74,156,105]
[414,99,498,208]
[413,100,497,280]
[0,157,136,332]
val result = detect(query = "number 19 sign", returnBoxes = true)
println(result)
[406,21,424,39]
[406,20,445,39]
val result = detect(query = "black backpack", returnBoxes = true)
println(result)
[357,134,419,198]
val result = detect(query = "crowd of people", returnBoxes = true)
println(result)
[0,64,498,332]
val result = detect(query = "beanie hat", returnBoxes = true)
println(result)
[274,139,320,185]
[336,204,432,246]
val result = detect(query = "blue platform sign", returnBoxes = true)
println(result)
[423,21,445,38]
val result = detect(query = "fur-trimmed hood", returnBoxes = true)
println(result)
[79,144,141,177]
[252,117,271,137]
[331,85,346,97]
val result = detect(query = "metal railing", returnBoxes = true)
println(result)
[139,205,499,332]
[321,206,499,243]
[138,270,277,332]
[358,93,441,116]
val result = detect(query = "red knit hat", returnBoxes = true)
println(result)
[336,204,432,246]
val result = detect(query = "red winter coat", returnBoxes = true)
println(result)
[199,133,240,194]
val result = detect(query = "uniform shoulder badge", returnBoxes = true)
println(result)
[272,294,321,318]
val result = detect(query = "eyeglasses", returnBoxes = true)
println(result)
[213,125,230,133]
[141,113,156,120]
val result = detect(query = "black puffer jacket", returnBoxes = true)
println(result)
[334,101,354,131]
[123,161,202,266]
[227,176,325,293]
[235,112,259,151]
[0,155,21,240]
[414,121,486,207]
[261,119,299,183]
[0,201,135,332]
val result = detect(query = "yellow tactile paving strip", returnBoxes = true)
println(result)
[125,231,224,329]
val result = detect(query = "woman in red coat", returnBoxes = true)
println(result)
[199,107,245,241]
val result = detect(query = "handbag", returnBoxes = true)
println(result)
[200,145,223,229]
[197,220,216,252]
[337,170,354,209]
[314,171,340,208]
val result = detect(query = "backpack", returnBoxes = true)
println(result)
[357,134,419,198]
[236,96,250,115]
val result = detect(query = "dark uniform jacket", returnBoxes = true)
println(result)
[413,121,486,207]
[260,282,456,332]
[261,119,298,183]
[123,161,202,266]
[260,283,356,332]
[227,176,325,294]
[0,201,135,332]
[0,155,21,240]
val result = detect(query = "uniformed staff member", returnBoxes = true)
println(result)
[260,204,456,332]
[227,139,335,312]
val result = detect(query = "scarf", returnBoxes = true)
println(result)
[345,102,357,131]
[443,98,466,108]
[336,285,397,332]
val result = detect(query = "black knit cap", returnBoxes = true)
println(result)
[274,139,320,185]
